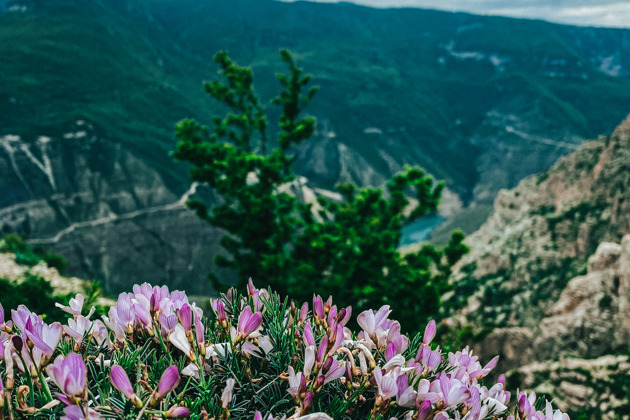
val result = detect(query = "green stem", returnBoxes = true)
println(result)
[156,331,175,364]
[135,396,152,420]
[39,372,53,403]
[177,376,193,399]
[136,360,142,396]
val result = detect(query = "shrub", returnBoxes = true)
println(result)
[0,280,569,419]
[0,233,68,273]
[0,274,70,322]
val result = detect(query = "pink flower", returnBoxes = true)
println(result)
[336,306,352,327]
[194,311,205,355]
[213,299,229,328]
[165,405,190,418]
[374,368,398,400]
[11,305,38,332]
[64,316,91,342]
[151,365,180,405]
[115,293,135,333]
[423,320,436,347]
[357,305,390,336]
[221,378,236,409]
[0,302,10,331]
[313,295,325,323]
[437,374,470,407]
[110,365,142,408]
[46,353,87,400]
[177,304,192,332]
[235,307,262,341]
[25,320,63,361]
[133,303,154,334]
[303,322,315,347]
[416,379,441,404]
[160,314,178,337]
[320,358,345,385]
[247,278,256,296]
[287,366,306,399]
[298,302,308,324]
[395,374,416,407]
[62,405,102,419]
[416,400,432,420]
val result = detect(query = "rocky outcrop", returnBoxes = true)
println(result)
[535,237,630,360]
[0,123,230,295]
[444,114,630,419]
[448,113,630,331]
[465,235,630,369]
[508,355,630,419]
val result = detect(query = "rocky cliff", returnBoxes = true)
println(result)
[2,0,630,297]
[502,238,630,418]
[445,114,630,418]
[0,122,231,295]
[448,113,630,328]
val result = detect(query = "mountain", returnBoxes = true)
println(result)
[1,0,630,293]
[445,114,630,418]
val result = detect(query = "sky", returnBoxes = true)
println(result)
[280,0,630,28]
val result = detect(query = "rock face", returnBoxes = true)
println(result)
[535,237,630,360]
[449,113,630,330]
[445,114,630,418]
[509,355,630,419]
[0,123,231,295]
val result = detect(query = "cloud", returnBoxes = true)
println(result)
[279,0,630,28]
[487,2,630,28]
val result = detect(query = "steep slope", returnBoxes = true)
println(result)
[498,237,630,419]
[448,114,629,329]
[445,115,630,418]
[1,0,630,294]
[148,0,630,206]
[0,124,232,295]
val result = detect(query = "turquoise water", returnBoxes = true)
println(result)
[399,215,446,247]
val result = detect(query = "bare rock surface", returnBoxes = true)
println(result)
[444,114,630,418]
[508,355,630,419]
[0,124,230,295]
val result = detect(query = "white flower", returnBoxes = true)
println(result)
[206,342,232,358]
[182,363,200,380]
[221,378,236,409]
[169,324,194,360]
[374,368,398,400]
[55,294,84,316]
[304,345,315,378]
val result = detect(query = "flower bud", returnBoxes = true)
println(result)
[303,391,313,412]
[11,336,23,353]
[166,404,190,418]
[110,365,143,408]
[150,366,180,406]
[321,356,333,375]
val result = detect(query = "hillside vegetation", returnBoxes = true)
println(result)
[1,0,630,292]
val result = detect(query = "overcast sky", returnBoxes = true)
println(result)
[280,0,630,28]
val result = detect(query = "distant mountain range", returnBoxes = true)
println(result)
[1,0,630,293]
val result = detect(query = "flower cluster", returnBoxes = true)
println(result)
[0,279,570,419]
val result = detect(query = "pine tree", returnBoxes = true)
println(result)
[173,50,468,329]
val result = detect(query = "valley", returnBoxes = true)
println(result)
[1,0,629,295]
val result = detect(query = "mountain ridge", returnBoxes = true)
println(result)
[1,0,630,292]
